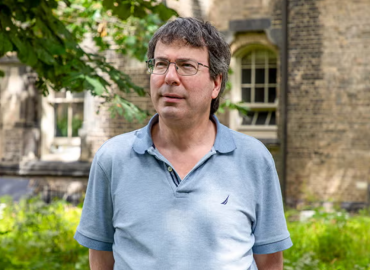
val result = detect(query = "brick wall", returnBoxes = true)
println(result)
[83,53,153,159]
[286,0,370,205]
[208,0,280,31]
[2,0,369,207]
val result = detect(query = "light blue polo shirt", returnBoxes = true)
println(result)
[75,114,292,270]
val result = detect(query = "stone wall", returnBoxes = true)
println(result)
[0,58,40,165]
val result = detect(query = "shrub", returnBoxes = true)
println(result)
[284,208,370,270]
[0,196,89,270]
[1,195,369,269]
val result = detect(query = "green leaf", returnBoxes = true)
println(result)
[103,0,132,20]
[102,0,115,9]
[0,32,13,55]
[109,95,148,123]
[26,48,38,66]
[34,46,56,65]
[132,4,147,19]
[43,39,66,55]
[0,70,5,77]
[9,34,26,53]
[84,76,106,95]
[152,3,177,21]
[219,100,249,115]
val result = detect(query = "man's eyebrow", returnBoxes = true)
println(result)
[154,57,194,61]
[176,58,193,61]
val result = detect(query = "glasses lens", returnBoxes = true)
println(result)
[151,59,169,74]
[175,59,198,76]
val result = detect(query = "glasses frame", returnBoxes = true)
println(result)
[146,58,209,76]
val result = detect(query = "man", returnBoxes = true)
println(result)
[75,17,292,269]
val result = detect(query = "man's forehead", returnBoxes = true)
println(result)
[154,39,207,54]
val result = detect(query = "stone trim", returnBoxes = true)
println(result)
[229,19,271,32]
[0,161,90,177]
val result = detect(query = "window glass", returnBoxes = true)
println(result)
[256,112,268,125]
[241,54,252,65]
[241,111,255,125]
[269,111,276,125]
[242,88,251,103]
[239,49,278,126]
[72,92,85,98]
[55,104,68,137]
[254,50,265,65]
[255,88,265,103]
[255,69,265,84]
[72,103,84,137]
[53,91,84,138]
[242,69,251,84]
[269,68,277,84]
[268,88,276,103]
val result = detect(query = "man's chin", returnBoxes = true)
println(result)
[158,109,186,121]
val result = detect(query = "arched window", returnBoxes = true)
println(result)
[240,49,277,126]
[229,45,278,139]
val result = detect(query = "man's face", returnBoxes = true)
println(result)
[150,40,221,124]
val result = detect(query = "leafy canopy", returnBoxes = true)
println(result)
[0,0,177,121]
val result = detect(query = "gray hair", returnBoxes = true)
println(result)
[147,17,231,115]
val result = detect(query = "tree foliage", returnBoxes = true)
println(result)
[0,0,177,121]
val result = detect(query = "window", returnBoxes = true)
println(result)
[240,49,277,126]
[229,46,278,139]
[53,91,84,144]
[41,90,85,161]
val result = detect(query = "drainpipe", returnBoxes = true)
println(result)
[281,0,289,203]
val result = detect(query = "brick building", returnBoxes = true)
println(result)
[1,0,369,209]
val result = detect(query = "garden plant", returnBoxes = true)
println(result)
[0,196,369,269]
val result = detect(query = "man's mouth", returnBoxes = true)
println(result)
[161,94,184,103]
[162,94,183,99]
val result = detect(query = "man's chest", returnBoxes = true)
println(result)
[109,154,258,238]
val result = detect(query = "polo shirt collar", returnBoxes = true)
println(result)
[133,114,236,154]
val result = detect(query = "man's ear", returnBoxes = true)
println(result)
[211,74,222,99]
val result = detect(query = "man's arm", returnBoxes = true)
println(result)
[89,249,114,270]
[253,251,283,270]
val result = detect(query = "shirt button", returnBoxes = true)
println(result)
[168,166,173,172]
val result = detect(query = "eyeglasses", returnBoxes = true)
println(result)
[146,58,209,76]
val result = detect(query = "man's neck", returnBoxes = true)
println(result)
[151,114,217,179]
[151,115,217,152]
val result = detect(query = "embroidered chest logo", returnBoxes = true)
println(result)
[221,195,229,205]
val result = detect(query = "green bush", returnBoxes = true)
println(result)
[284,208,370,270]
[0,196,88,270]
[1,196,369,269]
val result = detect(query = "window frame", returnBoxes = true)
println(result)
[40,90,85,161]
[229,44,279,139]
[51,91,84,147]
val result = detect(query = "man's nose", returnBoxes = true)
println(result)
[165,62,180,85]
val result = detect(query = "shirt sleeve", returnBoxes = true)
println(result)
[252,155,293,254]
[74,155,114,251]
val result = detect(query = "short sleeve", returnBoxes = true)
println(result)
[74,155,114,251]
[252,156,293,254]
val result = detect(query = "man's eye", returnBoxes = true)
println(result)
[155,61,168,68]
[179,62,196,69]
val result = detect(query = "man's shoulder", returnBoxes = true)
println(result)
[95,128,145,159]
[220,126,275,171]
[227,128,271,156]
